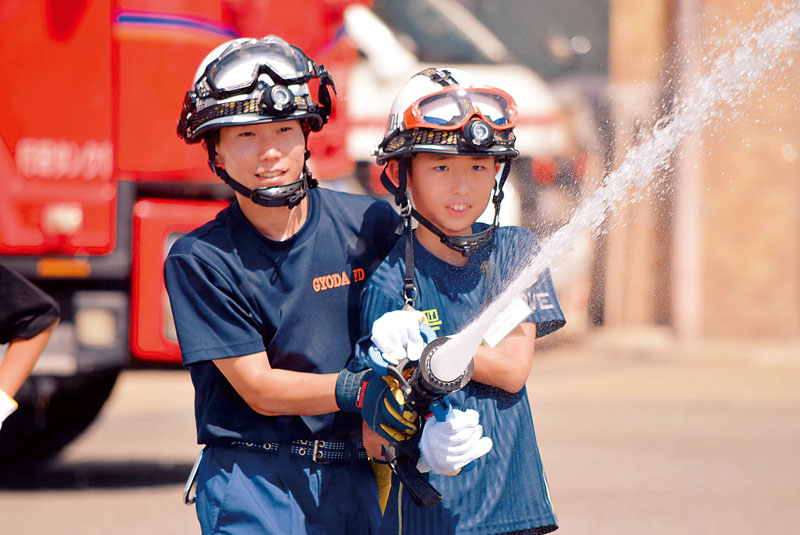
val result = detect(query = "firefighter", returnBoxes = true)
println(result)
[352,68,567,534]
[0,263,60,434]
[165,35,415,534]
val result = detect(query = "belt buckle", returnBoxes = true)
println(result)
[312,440,330,464]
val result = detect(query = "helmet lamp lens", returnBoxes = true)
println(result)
[462,119,494,148]
[469,121,491,143]
[270,85,293,111]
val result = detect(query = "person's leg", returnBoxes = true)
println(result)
[316,460,381,534]
[196,446,381,535]
[196,447,306,534]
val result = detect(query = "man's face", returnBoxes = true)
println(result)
[406,152,499,236]
[214,120,306,191]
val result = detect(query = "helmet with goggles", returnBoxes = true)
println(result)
[177,35,336,208]
[376,67,519,164]
[375,68,521,306]
[178,35,334,143]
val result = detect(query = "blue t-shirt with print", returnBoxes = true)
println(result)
[353,224,565,535]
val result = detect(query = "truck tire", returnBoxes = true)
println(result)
[0,369,120,469]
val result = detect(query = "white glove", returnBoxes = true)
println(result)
[371,310,427,365]
[416,408,493,475]
[0,388,18,432]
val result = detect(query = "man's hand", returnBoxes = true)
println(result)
[336,368,418,441]
[370,310,427,365]
[416,408,492,475]
[0,388,18,433]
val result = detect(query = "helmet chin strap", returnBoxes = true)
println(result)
[205,138,317,209]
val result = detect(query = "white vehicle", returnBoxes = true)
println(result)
[342,0,571,226]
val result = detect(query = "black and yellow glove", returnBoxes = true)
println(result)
[336,369,418,441]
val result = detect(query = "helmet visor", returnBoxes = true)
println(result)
[198,39,314,99]
[403,86,517,131]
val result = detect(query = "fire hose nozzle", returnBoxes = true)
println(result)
[408,336,474,410]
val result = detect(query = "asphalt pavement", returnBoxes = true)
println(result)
[1,331,798,534]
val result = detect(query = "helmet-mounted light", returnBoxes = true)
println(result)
[460,119,494,149]
[261,84,297,115]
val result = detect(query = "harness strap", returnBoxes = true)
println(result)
[403,214,416,308]
[419,67,459,87]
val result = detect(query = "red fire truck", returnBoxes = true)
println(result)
[0,0,573,465]
[0,0,370,465]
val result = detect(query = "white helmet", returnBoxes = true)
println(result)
[375,68,520,261]
[178,35,335,143]
[375,67,519,164]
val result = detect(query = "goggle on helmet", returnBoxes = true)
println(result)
[178,35,335,144]
[375,67,519,164]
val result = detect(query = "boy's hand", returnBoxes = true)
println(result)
[371,310,427,365]
[362,420,387,461]
[416,408,492,475]
[336,369,418,441]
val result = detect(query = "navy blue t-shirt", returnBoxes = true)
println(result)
[164,187,399,445]
[353,224,565,535]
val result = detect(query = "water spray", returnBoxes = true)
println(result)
[427,3,800,382]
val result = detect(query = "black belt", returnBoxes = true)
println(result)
[229,439,369,464]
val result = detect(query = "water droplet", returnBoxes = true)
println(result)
[782,143,798,162]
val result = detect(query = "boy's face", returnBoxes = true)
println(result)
[213,120,306,191]
[403,152,499,236]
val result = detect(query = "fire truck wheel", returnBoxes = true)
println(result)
[0,369,120,470]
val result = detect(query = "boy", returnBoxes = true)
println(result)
[356,68,567,534]
[165,35,424,534]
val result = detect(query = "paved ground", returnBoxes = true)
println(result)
[0,370,199,535]
[531,334,800,534]
[1,334,799,534]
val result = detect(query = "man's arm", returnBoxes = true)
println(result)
[214,350,418,444]
[471,322,536,393]
[213,351,339,416]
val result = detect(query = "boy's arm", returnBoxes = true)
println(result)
[469,231,564,393]
[0,320,58,398]
[363,420,387,460]
[470,322,536,393]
